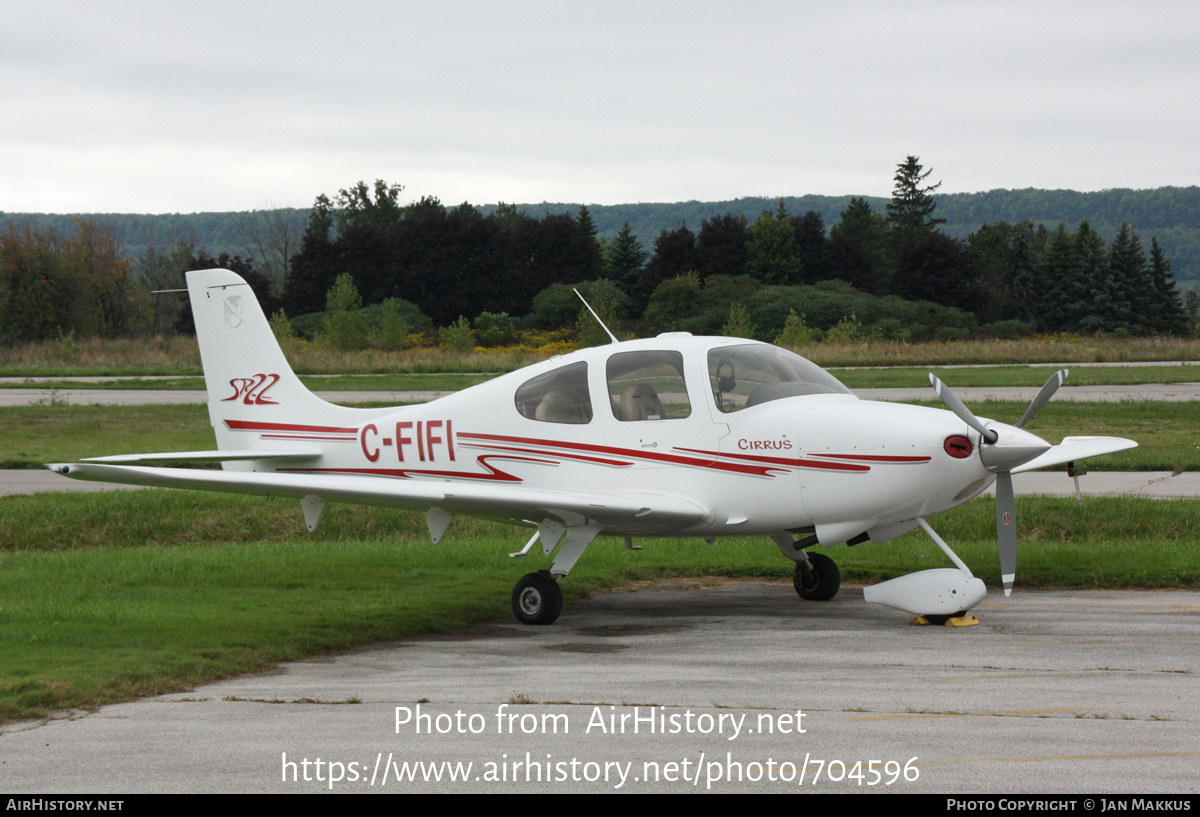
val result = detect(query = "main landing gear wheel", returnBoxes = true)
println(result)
[793,552,841,601]
[512,570,563,625]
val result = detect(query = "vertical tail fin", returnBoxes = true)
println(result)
[186,268,364,457]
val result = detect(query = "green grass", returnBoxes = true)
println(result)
[0,490,1196,723]
[3,335,1200,378]
[3,364,1198,392]
[831,364,1200,389]
[0,404,216,468]
[901,400,1198,473]
[0,377,208,390]
[1,335,1195,724]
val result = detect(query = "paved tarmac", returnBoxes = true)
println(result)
[1,583,1196,793]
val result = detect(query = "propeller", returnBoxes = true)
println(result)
[928,369,1068,597]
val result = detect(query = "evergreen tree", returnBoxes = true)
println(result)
[1038,225,1090,332]
[790,210,832,282]
[576,205,597,240]
[1185,290,1200,336]
[745,201,803,285]
[828,197,890,294]
[494,202,525,230]
[1148,236,1189,334]
[604,222,647,297]
[1008,232,1042,328]
[1075,222,1114,333]
[891,230,977,311]
[1106,222,1152,333]
[886,155,946,234]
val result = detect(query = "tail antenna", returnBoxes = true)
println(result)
[573,288,619,344]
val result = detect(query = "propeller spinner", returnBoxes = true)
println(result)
[928,370,1067,596]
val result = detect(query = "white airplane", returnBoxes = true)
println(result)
[51,269,1136,625]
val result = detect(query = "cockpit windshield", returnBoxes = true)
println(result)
[708,344,851,413]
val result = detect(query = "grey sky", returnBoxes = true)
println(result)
[4,0,1198,214]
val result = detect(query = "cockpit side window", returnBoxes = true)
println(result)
[514,362,592,424]
[606,350,691,421]
[709,344,850,412]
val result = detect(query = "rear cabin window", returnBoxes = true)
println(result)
[709,344,851,413]
[514,362,592,424]
[606,350,692,421]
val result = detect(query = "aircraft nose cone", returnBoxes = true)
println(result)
[979,422,1051,472]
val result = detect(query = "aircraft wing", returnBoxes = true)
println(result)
[47,462,711,532]
[1010,436,1138,474]
[81,448,322,463]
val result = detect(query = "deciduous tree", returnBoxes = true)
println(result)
[642,225,697,305]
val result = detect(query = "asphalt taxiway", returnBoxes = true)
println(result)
[1,583,1196,793]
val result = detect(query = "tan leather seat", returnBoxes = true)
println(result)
[618,384,664,421]
[535,391,583,423]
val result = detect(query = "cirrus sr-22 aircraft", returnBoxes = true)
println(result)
[51,269,1136,626]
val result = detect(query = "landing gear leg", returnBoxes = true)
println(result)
[509,521,600,625]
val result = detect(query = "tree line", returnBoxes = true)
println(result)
[275,159,1191,343]
[1,159,1194,345]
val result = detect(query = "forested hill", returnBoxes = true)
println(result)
[3,186,1199,286]
[513,187,1200,287]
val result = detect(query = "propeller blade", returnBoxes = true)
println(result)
[928,374,998,444]
[995,470,1017,597]
[1015,369,1069,429]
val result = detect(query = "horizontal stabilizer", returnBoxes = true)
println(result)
[1011,436,1137,474]
[83,448,322,464]
[47,462,711,533]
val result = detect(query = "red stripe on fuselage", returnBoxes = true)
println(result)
[457,432,784,476]
[285,453,552,483]
[457,441,633,468]
[672,446,871,472]
[225,419,359,434]
[808,453,931,463]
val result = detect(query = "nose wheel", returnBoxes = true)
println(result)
[793,552,840,601]
[512,570,563,625]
